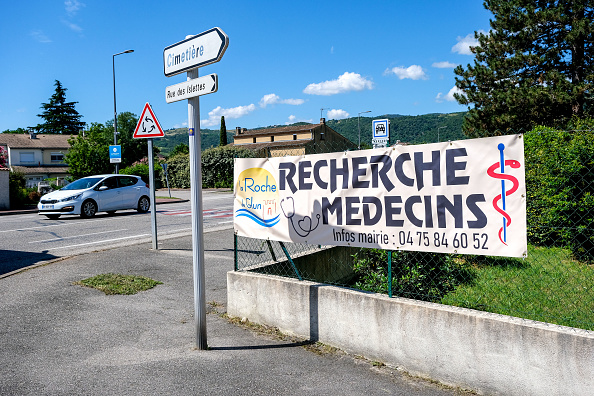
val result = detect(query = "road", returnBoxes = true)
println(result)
[0,189,234,276]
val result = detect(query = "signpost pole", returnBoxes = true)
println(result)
[147,138,158,250]
[187,67,207,350]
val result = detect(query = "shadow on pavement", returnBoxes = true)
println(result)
[0,249,59,276]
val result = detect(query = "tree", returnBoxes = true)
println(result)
[169,143,189,157]
[454,0,594,136]
[65,112,147,178]
[1,128,28,134]
[219,115,227,146]
[34,80,85,134]
[0,146,7,168]
[65,123,111,179]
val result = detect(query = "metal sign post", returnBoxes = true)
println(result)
[147,138,158,250]
[187,67,207,350]
[164,27,228,351]
[133,103,165,251]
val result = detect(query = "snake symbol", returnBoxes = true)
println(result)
[487,143,521,245]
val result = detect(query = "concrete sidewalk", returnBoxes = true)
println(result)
[0,228,468,395]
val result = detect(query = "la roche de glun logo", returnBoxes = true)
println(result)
[235,168,280,227]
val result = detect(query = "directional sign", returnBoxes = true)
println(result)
[165,74,218,104]
[133,103,165,139]
[163,27,229,77]
[109,145,121,163]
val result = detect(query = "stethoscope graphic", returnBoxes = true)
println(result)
[280,196,320,238]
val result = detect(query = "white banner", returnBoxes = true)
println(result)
[234,135,527,258]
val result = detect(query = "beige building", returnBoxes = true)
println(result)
[232,118,356,157]
[0,133,72,188]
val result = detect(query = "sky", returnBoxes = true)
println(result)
[0,1,492,133]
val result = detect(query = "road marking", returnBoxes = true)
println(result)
[29,229,128,244]
[160,209,232,218]
[48,234,151,250]
[0,217,115,233]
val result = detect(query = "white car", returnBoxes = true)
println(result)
[38,174,151,220]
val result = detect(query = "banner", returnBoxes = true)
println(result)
[234,135,527,258]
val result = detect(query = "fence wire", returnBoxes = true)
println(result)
[234,131,594,331]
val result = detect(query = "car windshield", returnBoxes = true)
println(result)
[61,177,104,191]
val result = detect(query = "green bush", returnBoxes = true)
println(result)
[120,162,162,188]
[351,249,473,302]
[525,123,594,263]
[162,146,255,189]
[201,146,255,188]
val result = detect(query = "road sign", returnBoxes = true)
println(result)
[133,103,165,139]
[109,145,121,163]
[163,27,229,77]
[166,74,218,104]
[372,119,390,148]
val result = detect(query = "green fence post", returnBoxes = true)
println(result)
[388,250,392,298]
[234,233,238,271]
[279,241,303,281]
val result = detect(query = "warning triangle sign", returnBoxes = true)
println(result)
[133,103,165,139]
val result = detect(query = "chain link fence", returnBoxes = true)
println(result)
[235,129,594,331]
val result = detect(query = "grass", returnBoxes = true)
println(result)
[441,245,594,330]
[75,273,162,295]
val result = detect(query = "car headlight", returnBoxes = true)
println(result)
[61,193,82,202]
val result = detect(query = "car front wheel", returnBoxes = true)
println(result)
[81,200,97,218]
[137,196,150,213]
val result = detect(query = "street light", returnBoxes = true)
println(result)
[438,126,447,142]
[358,110,371,149]
[112,49,134,174]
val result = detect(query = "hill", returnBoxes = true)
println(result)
[154,112,467,156]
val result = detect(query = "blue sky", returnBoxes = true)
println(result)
[0,1,492,132]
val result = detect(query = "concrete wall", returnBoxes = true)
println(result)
[227,271,594,396]
[0,169,9,210]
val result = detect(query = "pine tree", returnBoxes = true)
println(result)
[219,116,227,146]
[34,80,85,134]
[454,0,594,137]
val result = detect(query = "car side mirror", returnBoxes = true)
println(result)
[98,186,109,191]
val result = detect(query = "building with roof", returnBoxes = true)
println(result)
[0,132,72,188]
[232,118,356,157]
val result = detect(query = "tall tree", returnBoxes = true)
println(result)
[454,0,594,137]
[34,80,85,134]
[219,115,228,146]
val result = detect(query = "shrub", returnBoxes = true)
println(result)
[9,170,28,209]
[525,123,594,263]
[161,146,255,189]
[120,162,162,188]
[201,146,255,188]
[351,249,473,302]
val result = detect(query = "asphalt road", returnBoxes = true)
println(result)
[0,226,468,395]
[0,189,234,276]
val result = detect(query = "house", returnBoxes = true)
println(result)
[232,118,356,157]
[0,132,72,188]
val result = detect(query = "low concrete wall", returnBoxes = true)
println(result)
[0,169,9,210]
[227,271,594,396]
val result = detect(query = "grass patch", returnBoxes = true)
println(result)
[75,273,162,295]
[442,245,594,330]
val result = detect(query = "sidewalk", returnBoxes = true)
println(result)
[0,228,465,396]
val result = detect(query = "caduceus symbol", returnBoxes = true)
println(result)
[487,143,521,245]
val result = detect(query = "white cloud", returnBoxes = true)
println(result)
[62,19,83,32]
[259,93,304,108]
[65,0,85,16]
[31,30,52,43]
[432,61,457,69]
[201,104,256,127]
[303,72,374,96]
[452,31,486,55]
[436,86,464,102]
[326,109,350,120]
[285,115,313,125]
[384,65,428,80]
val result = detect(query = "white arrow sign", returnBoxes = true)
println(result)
[163,27,229,77]
[165,74,218,103]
